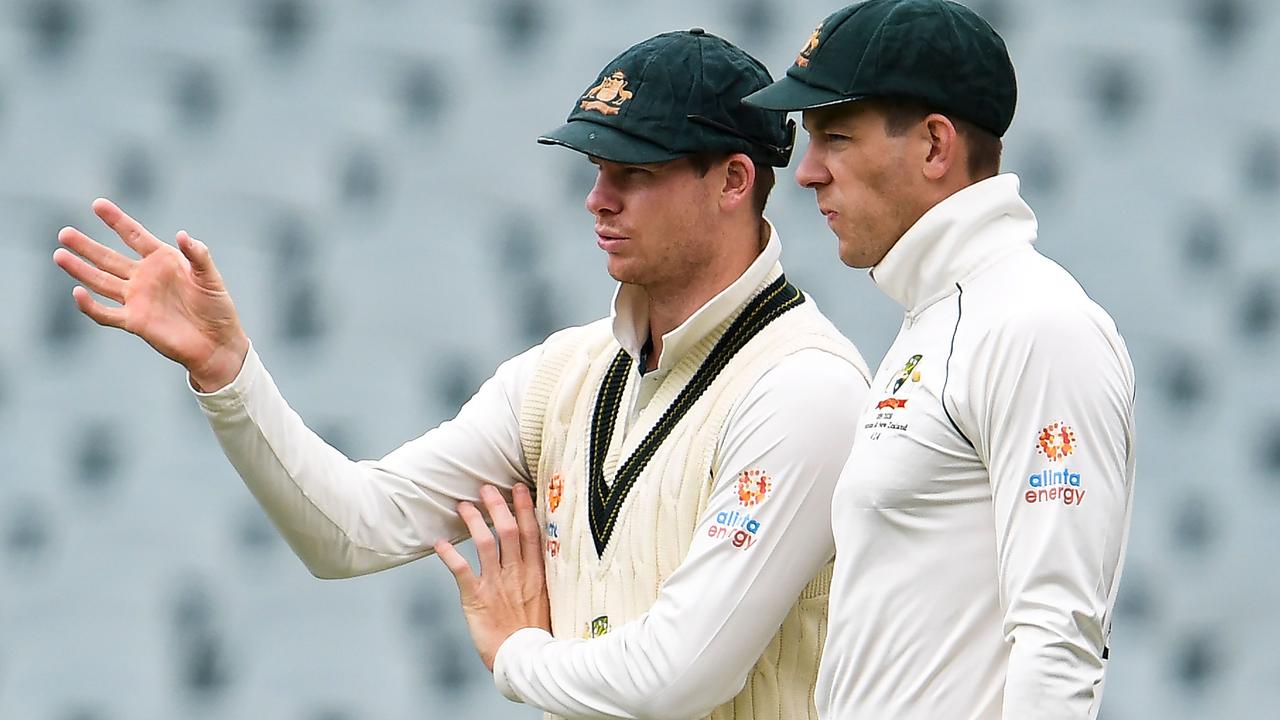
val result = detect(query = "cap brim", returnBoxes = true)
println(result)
[537,120,683,164]
[742,76,862,112]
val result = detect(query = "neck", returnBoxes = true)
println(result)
[644,291,712,371]
[643,220,765,371]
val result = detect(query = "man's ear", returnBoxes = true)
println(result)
[921,113,960,182]
[721,153,756,211]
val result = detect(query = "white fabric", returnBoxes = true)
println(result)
[193,223,871,719]
[503,278,861,720]
[819,174,1137,720]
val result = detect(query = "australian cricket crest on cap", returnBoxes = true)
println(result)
[795,22,823,67]
[580,70,633,115]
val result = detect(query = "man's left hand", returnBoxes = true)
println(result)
[436,483,551,671]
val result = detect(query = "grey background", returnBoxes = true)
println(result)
[1,0,1277,718]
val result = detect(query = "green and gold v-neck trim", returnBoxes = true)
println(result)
[586,274,806,556]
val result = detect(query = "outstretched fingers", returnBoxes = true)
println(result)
[92,197,163,256]
[71,286,126,329]
[57,226,135,279]
[176,231,226,289]
[53,248,126,304]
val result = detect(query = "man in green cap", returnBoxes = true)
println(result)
[745,1,1136,718]
[53,28,871,719]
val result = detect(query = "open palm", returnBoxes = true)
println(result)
[52,198,249,390]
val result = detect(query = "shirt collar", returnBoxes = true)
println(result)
[610,219,783,372]
[870,173,1038,314]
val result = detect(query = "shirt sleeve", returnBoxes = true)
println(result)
[192,340,541,579]
[965,303,1136,719]
[492,348,869,719]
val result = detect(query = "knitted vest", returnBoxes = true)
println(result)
[519,272,863,720]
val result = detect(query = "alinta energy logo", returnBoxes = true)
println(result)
[545,521,560,559]
[709,469,772,551]
[736,468,772,508]
[1026,421,1085,506]
[547,473,564,514]
[708,509,762,550]
[1036,422,1076,462]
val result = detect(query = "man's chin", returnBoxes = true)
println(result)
[839,251,875,269]
[604,258,641,285]
[837,237,877,270]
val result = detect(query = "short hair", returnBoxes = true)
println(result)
[876,97,1002,181]
[686,153,776,218]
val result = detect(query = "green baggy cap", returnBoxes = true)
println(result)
[743,0,1017,137]
[539,28,795,166]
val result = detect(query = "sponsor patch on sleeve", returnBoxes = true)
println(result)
[705,468,773,551]
[545,521,560,558]
[736,468,772,508]
[1025,422,1086,506]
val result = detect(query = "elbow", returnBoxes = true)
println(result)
[303,560,358,580]
[298,550,362,580]
[282,533,368,579]
[293,536,423,580]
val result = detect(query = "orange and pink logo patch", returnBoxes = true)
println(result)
[547,473,564,513]
[736,468,772,508]
[1036,422,1077,462]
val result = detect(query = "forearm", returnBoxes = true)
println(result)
[195,345,443,577]
[494,617,738,720]
[1002,625,1105,718]
[195,343,538,578]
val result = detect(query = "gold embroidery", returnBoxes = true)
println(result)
[580,70,633,115]
[796,22,823,67]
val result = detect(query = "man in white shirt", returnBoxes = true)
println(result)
[745,1,1136,718]
[52,28,871,720]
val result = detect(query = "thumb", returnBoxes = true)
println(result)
[176,231,225,289]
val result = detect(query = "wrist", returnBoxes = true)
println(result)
[492,627,554,701]
[189,334,250,392]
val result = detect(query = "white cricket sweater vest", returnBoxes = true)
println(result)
[519,272,859,720]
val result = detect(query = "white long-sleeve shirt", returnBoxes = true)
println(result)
[194,229,870,719]
[818,174,1136,719]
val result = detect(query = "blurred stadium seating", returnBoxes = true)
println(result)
[1,0,1277,718]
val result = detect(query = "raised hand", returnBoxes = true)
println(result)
[52,198,249,391]
[436,483,552,672]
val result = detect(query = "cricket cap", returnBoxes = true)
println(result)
[538,28,795,166]
[743,0,1017,137]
